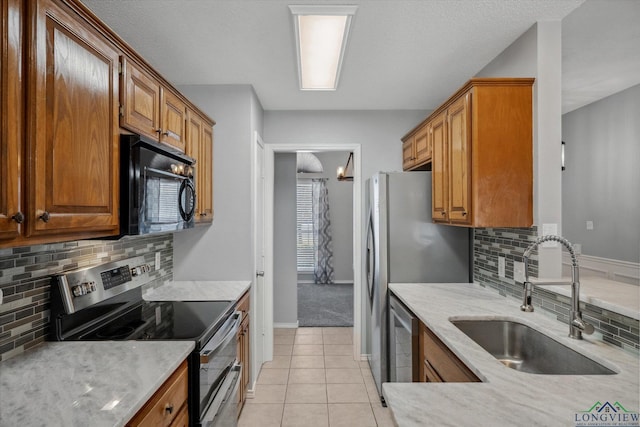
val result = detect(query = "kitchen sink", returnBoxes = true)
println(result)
[451,319,616,375]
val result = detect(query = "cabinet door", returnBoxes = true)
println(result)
[241,314,250,396]
[414,125,431,165]
[187,112,213,223]
[0,0,22,240]
[28,0,120,236]
[402,137,415,170]
[121,57,161,139]
[160,88,187,152]
[200,124,214,220]
[431,112,448,222]
[447,92,472,224]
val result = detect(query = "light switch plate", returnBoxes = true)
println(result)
[155,252,161,270]
[573,243,582,255]
[498,256,506,278]
[586,221,594,230]
[514,261,526,283]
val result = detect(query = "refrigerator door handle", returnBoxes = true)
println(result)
[366,206,375,306]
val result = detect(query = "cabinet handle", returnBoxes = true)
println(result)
[39,211,51,223]
[11,212,24,224]
[162,131,170,136]
[462,211,467,216]
[154,128,162,134]
[164,404,174,415]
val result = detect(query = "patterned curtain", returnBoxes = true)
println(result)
[312,178,334,284]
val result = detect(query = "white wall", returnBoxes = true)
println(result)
[476,22,564,278]
[562,84,640,263]
[172,85,264,280]
[273,153,298,325]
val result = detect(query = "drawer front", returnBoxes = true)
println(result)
[128,361,189,427]
[422,327,478,383]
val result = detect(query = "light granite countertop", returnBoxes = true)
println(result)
[385,282,640,427]
[532,277,639,320]
[0,341,194,427]
[143,280,251,302]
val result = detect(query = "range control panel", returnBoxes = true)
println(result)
[56,256,154,314]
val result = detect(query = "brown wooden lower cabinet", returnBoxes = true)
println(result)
[419,322,479,383]
[236,290,250,417]
[127,360,189,427]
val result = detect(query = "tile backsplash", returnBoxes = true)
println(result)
[0,234,173,361]
[473,227,639,352]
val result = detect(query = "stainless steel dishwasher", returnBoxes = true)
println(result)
[388,293,419,382]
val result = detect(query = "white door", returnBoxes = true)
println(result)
[252,132,267,385]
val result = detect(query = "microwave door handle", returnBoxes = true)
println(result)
[200,312,241,364]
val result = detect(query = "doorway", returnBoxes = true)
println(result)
[259,143,363,363]
[294,151,354,327]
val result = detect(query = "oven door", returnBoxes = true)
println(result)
[199,311,241,422]
[201,363,241,427]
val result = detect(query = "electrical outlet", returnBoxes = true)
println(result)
[514,261,526,283]
[573,243,582,255]
[586,221,594,230]
[498,256,506,278]
[155,252,161,270]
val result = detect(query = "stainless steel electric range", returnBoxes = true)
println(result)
[49,256,240,427]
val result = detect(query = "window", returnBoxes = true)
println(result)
[296,180,314,271]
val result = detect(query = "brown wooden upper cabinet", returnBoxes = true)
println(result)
[26,0,121,239]
[121,57,188,152]
[1,0,215,248]
[187,110,214,223]
[0,0,23,242]
[402,122,432,171]
[403,78,534,228]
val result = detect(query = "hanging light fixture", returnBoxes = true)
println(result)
[337,152,354,181]
[289,5,358,90]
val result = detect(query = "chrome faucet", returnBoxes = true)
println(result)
[521,235,594,340]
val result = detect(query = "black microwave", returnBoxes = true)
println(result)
[120,134,196,236]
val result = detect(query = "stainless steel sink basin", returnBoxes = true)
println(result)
[451,319,616,375]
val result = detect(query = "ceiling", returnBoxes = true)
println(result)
[80,0,639,112]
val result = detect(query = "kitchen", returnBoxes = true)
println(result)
[1,0,639,427]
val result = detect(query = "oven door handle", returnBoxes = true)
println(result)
[200,311,241,364]
[201,363,241,426]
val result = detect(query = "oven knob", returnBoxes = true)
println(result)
[130,267,138,277]
[72,285,84,297]
[89,281,97,292]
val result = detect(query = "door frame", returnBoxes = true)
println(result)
[250,131,266,394]
[260,143,363,361]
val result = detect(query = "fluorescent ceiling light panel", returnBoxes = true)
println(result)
[289,5,357,90]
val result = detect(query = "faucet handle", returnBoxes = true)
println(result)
[520,281,534,312]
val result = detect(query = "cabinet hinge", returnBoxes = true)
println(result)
[118,62,123,74]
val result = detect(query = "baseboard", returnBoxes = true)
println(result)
[274,321,299,329]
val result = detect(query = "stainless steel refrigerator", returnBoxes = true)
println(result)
[366,171,470,403]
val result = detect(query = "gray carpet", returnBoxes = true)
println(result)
[297,283,354,327]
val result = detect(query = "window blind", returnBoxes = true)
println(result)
[296,181,314,272]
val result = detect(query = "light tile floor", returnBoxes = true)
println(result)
[239,327,396,427]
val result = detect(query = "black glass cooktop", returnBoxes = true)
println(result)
[72,300,234,349]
